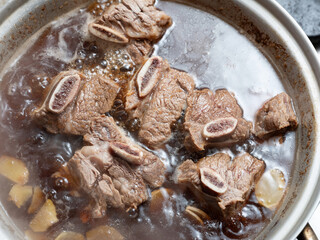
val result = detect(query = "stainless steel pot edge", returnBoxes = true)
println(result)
[236,0,320,239]
[0,1,87,239]
[0,0,26,24]
[264,0,320,238]
[0,1,38,238]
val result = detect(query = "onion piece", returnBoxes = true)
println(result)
[55,231,85,240]
[149,188,174,212]
[8,184,33,208]
[0,155,29,184]
[28,186,45,214]
[86,225,124,240]
[25,230,48,240]
[255,169,286,209]
[29,199,59,232]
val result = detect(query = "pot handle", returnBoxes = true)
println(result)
[297,223,318,240]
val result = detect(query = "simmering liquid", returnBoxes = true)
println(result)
[0,1,296,239]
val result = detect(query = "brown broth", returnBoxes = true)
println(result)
[0,1,296,239]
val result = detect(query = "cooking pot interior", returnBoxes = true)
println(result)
[0,0,318,239]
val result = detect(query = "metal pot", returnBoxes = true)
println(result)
[0,0,319,239]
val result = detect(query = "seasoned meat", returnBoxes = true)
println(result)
[173,159,200,186]
[254,92,298,139]
[68,144,148,218]
[84,115,166,188]
[125,56,195,148]
[68,115,165,217]
[68,150,101,190]
[197,153,265,214]
[184,89,252,151]
[106,158,147,207]
[137,68,194,147]
[125,40,153,65]
[32,70,120,135]
[93,174,123,217]
[89,0,172,43]
[197,153,230,177]
[174,153,265,217]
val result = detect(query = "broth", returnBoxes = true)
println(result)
[0,1,296,239]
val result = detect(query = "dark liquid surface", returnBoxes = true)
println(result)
[0,1,296,239]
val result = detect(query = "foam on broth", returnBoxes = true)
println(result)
[0,1,296,239]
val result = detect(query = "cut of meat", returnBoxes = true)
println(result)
[184,89,252,151]
[254,92,298,139]
[68,143,148,218]
[173,159,200,186]
[68,115,166,218]
[137,68,195,148]
[89,0,172,43]
[84,116,166,188]
[125,40,153,65]
[174,153,265,217]
[32,70,120,135]
[125,56,195,149]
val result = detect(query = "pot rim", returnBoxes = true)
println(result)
[241,0,320,239]
[0,0,319,239]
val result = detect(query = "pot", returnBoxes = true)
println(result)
[0,0,319,239]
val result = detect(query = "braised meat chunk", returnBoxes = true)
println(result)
[32,70,120,135]
[84,115,166,188]
[174,159,200,186]
[125,40,153,65]
[68,115,166,218]
[89,0,172,43]
[175,153,265,217]
[125,56,169,112]
[254,92,298,139]
[184,89,252,151]
[137,67,195,148]
[88,0,172,69]
[125,56,195,148]
[68,144,148,218]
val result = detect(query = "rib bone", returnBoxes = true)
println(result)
[202,117,238,140]
[88,23,129,43]
[200,167,227,194]
[47,73,81,114]
[136,56,163,97]
[109,142,143,165]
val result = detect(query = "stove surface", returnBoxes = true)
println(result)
[277,0,320,36]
